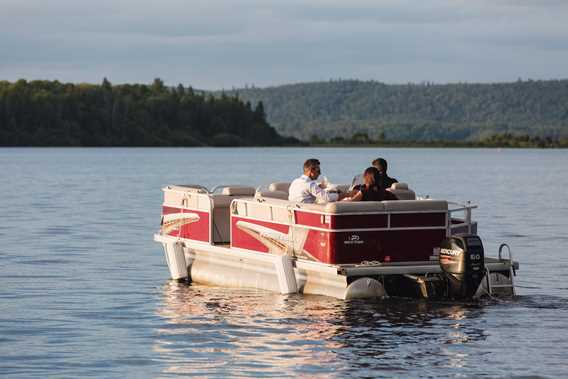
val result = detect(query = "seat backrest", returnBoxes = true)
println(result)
[323,199,446,213]
[382,199,447,212]
[221,186,256,196]
[255,190,289,200]
[269,182,291,193]
[323,201,386,213]
[387,182,416,200]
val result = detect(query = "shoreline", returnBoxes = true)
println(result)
[1,144,567,149]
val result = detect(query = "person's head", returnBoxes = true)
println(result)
[363,166,379,187]
[372,158,388,174]
[303,158,321,180]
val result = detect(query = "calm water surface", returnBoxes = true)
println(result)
[1,148,567,378]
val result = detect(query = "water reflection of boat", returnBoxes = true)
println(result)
[154,183,519,300]
[154,282,489,376]
[154,282,345,377]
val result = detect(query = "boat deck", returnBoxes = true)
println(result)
[337,257,518,277]
[172,235,518,278]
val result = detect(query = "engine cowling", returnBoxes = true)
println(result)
[439,234,485,299]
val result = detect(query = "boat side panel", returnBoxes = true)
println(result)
[162,206,210,242]
[294,211,389,229]
[330,229,447,263]
[391,213,446,227]
[294,209,444,229]
[229,203,451,264]
[332,214,388,229]
[297,212,447,263]
[301,229,334,262]
[294,211,329,229]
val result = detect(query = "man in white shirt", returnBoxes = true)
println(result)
[288,159,346,203]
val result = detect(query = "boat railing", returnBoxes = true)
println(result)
[447,201,478,236]
[210,184,250,194]
[165,184,210,194]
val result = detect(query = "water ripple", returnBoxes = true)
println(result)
[1,147,568,378]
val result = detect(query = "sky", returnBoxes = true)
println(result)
[1,0,567,89]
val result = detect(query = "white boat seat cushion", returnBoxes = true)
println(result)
[269,182,291,193]
[387,182,416,200]
[256,190,289,200]
[391,183,408,190]
[324,202,386,213]
[298,200,447,214]
[221,186,256,196]
[382,200,448,212]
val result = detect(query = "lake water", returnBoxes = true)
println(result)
[1,147,567,378]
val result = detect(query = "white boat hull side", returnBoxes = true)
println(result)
[154,234,516,300]
[188,245,359,299]
[162,241,188,280]
[155,234,373,299]
[188,245,283,293]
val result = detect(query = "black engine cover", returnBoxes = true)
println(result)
[439,234,485,299]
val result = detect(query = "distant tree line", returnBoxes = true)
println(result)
[224,79,568,143]
[310,132,568,148]
[0,79,299,146]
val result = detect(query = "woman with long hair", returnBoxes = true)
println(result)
[347,167,398,202]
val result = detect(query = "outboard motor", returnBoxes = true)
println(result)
[439,234,485,299]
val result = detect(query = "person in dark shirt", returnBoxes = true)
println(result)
[348,167,398,202]
[372,157,398,190]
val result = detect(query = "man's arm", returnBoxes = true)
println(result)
[307,181,339,202]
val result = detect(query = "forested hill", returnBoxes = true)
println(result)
[226,79,568,142]
[0,79,297,146]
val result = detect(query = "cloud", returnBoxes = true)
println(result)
[0,0,567,88]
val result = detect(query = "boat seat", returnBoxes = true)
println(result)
[211,186,255,243]
[235,196,447,219]
[269,182,291,193]
[296,199,447,214]
[324,202,386,213]
[221,186,256,196]
[256,190,289,200]
[382,199,448,212]
[387,182,416,200]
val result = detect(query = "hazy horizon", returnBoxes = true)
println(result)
[4,76,568,93]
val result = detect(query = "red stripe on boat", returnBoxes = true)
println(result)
[294,210,329,229]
